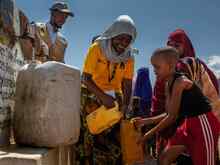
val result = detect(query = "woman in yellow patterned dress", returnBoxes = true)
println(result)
[76,15,137,165]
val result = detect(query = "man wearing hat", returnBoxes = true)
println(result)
[20,1,74,63]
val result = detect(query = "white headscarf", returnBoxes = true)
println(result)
[97,15,137,63]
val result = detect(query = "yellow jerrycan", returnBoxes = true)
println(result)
[120,120,145,165]
[86,102,122,135]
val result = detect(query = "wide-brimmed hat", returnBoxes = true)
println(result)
[50,2,74,17]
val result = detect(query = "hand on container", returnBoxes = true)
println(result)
[101,94,115,109]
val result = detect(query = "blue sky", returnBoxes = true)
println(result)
[16,0,220,82]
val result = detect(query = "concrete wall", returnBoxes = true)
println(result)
[0,145,76,165]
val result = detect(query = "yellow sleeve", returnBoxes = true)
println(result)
[83,43,99,74]
[123,58,134,80]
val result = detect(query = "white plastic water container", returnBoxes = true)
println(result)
[14,61,81,147]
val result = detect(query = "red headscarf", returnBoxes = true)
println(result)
[167,29,195,58]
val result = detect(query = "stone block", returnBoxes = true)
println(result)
[0,145,75,165]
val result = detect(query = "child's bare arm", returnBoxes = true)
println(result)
[143,113,167,125]
[132,113,167,129]
[142,77,191,140]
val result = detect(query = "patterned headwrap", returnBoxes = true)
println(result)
[176,57,204,87]
[177,57,219,94]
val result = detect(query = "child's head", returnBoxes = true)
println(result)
[151,47,179,80]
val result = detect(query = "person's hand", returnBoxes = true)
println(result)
[143,131,154,141]
[101,94,115,109]
[136,135,146,150]
[132,117,145,129]
[120,104,129,113]
[120,104,129,118]
[132,117,152,129]
[137,131,154,146]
